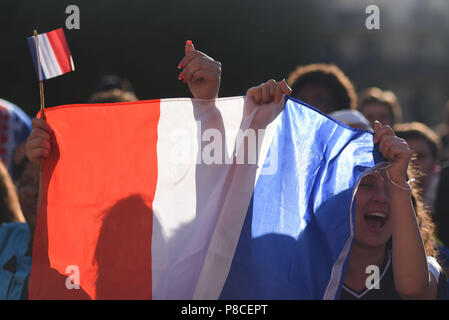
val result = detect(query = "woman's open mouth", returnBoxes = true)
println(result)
[364,212,388,233]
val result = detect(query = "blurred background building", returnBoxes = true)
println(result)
[1,0,448,127]
[318,0,449,126]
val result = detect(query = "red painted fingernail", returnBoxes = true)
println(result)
[186,40,192,45]
[178,64,182,69]
[178,72,184,80]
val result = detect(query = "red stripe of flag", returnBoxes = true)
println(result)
[29,100,161,299]
[46,28,74,74]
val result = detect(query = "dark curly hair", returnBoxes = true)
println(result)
[385,163,438,260]
[287,63,357,111]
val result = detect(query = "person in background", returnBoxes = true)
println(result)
[0,161,25,225]
[14,157,40,238]
[286,63,357,114]
[433,104,449,253]
[0,161,31,300]
[0,99,32,178]
[394,122,442,212]
[88,74,139,103]
[329,109,371,130]
[357,87,402,128]
[434,100,449,163]
[435,162,449,250]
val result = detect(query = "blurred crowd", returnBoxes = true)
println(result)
[2,45,449,299]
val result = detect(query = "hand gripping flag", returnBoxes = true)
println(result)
[27,28,75,81]
[29,96,383,299]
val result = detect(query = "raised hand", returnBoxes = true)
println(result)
[246,79,292,105]
[178,40,222,100]
[26,117,52,164]
[374,120,412,190]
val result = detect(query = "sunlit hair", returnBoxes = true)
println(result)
[394,121,442,161]
[287,63,357,111]
[0,161,25,224]
[408,164,438,259]
[385,163,438,259]
[358,87,402,125]
[88,88,138,103]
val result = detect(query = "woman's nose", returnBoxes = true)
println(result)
[373,183,389,204]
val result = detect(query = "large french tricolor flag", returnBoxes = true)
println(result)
[29,96,382,300]
[27,28,75,81]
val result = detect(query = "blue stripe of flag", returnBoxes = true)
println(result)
[220,97,383,299]
[27,36,45,81]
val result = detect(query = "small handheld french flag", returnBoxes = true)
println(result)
[27,28,75,81]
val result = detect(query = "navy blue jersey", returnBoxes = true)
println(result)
[340,251,448,300]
